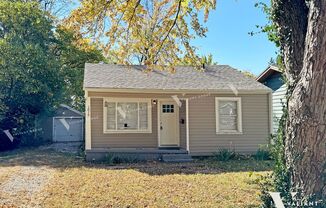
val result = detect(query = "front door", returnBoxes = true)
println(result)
[159,101,179,147]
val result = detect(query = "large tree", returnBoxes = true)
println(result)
[271,0,326,199]
[54,27,105,111]
[66,0,216,70]
[0,1,63,143]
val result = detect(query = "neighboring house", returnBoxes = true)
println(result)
[257,65,286,133]
[38,104,84,142]
[83,64,272,161]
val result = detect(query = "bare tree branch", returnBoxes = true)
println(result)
[154,0,182,59]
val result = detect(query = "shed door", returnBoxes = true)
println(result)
[53,117,83,142]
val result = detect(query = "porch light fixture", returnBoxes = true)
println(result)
[152,99,157,105]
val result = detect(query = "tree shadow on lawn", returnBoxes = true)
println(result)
[0,147,273,175]
[121,159,273,176]
[0,147,84,170]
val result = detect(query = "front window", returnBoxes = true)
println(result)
[104,98,152,133]
[215,97,242,134]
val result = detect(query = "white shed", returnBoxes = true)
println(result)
[39,104,84,142]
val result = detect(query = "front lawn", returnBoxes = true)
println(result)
[0,148,272,208]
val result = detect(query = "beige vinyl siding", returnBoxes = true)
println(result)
[188,94,269,155]
[88,92,270,154]
[90,98,158,148]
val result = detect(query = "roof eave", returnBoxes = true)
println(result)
[256,65,282,82]
[84,87,272,94]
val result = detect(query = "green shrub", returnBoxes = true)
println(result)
[258,106,292,207]
[254,145,271,160]
[112,155,124,164]
[213,148,236,161]
[104,153,142,165]
[78,142,85,157]
[104,153,116,165]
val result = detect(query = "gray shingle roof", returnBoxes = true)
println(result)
[84,64,271,92]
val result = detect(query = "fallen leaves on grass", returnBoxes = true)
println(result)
[42,162,270,207]
[0,148,272,208]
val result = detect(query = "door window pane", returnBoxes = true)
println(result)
[162,104,174,113]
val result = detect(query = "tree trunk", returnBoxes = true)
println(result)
[273,0,326,198]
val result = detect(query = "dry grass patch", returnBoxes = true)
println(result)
[0,166,20,184]
[44,168,268,208]
[0,148,272,208]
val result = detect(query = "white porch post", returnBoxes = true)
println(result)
[186,98,190,152]
[157,99,161,147]
[85,91,92,150]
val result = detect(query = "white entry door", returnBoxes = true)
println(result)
[159,102,179,146]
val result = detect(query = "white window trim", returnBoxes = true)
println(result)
[103,98,152,133]
[215,97,243,134]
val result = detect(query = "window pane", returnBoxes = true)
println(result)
[117,102,138,130]
[105,102,116,130]
[219,101,237,115]
[219,101,237,131]
[139,102,148,130]
[162,104,175,113]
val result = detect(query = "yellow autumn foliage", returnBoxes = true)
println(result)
[64,0,216,71]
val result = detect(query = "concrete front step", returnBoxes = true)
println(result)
[161,154,193,162]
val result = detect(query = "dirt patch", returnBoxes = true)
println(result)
[0,166,54,208]
[39,142,82,154]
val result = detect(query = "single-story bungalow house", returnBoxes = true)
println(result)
[84,64,272,161]
[256,65,286,133]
